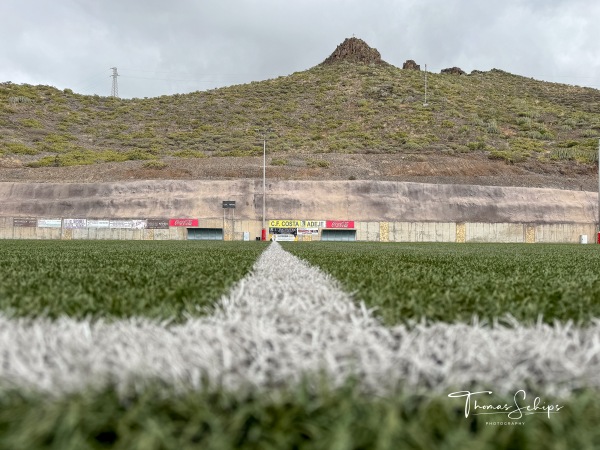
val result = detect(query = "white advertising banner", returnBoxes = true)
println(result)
[131,220,147,229]
[273,234,296,242]
[110,220,133,229]
[297,228,319,235]
[87,219,110,228]
[37,219,62,228]
[63,219,87,229]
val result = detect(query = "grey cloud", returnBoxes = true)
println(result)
[1,0,598,98]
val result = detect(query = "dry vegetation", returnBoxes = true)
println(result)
[1,59,599,188]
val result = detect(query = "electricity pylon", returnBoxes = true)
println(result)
[110,67,119,98]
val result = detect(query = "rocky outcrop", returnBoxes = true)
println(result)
[402,60,420,70]
[321,37,387,66]
[441,67,466,75]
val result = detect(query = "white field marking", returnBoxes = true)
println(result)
[1,241,600,396]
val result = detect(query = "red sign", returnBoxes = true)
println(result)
[326,220,355,229]
[169,218,199,227]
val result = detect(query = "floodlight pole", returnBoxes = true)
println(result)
[423,63,428,107]
[263,134,266,240]
[598,138,600,242]
[256,128,272,241]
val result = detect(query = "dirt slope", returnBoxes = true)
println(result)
[0,152,596,191]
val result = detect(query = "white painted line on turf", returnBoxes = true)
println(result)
[1,242,599,396]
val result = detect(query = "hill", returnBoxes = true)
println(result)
[0,37,599,190]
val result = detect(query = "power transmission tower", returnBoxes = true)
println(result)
[110,67,119,98]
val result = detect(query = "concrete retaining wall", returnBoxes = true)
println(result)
[1,180,598,225]
[466,223,527,243]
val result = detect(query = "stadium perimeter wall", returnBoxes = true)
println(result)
[0,217,596,243]
[1,180,598,243]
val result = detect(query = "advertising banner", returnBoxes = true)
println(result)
[297,228,319,235]
[13,218,37,227]
[63,219,87,229]
[131,220,147,229]
[325,220,355,229]
[37,219,62,228]
[272,234,296,242]
[146,219,170,229]
[268,220,326,228]
[302,220,326,228]
[110,220,133,229]
[268,220,301,228]
[169,218,199,227]
[269,227,297,236]
[87,219,110,228]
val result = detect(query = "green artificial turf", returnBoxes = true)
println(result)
[3,240,600,449]
[282,242,600,325]
[0,383,598,450]
[0,240,267,320]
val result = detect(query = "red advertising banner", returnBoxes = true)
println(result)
[169,218,199,227]
[326,220,355,229]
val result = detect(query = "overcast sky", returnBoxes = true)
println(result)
[2,0,599,99]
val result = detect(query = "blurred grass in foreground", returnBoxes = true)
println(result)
[0,382,598,450]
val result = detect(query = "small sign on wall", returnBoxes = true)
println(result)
[146,219,170,229]
[63,219,88,229]
[13,218,37,227]
[87,219,110,228]
[273,234,296,242]
[110,220,134,229]
[297,228,319,235]
[37,219,62,228]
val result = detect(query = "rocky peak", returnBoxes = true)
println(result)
[402,60,421,70]
[321,37,387,66]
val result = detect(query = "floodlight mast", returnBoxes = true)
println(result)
[598,138,600,241]
[256,128,272,240]
[263,134,266,240]
[423,63,428,107]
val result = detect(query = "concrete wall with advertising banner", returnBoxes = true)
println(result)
[0,216,597,244]
[0,217,188,240]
